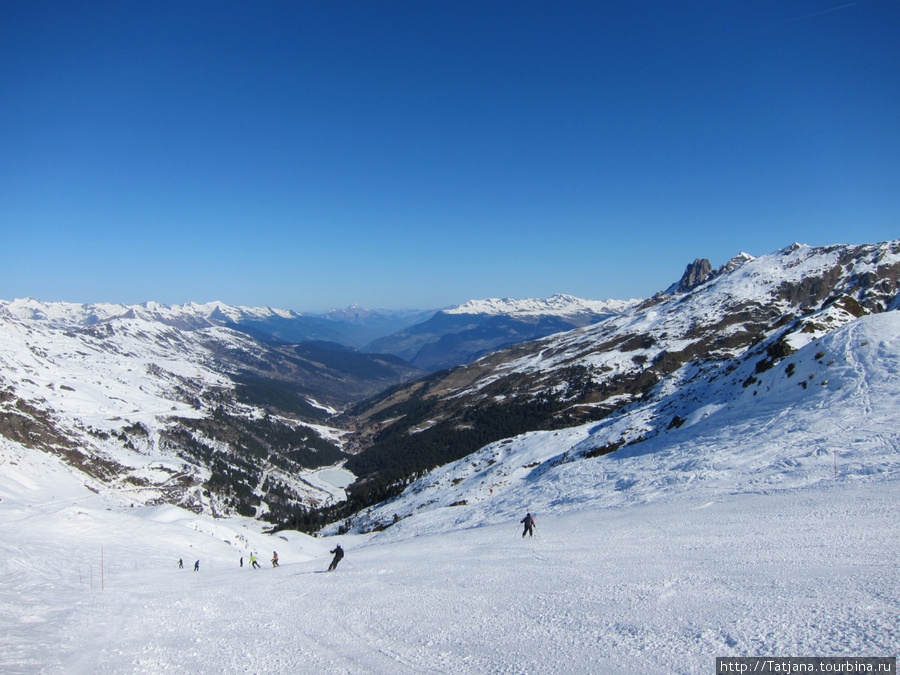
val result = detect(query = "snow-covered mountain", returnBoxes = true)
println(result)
[443,293,639,317]
[336,296,900,536]
[2,246,898,671]
[664,251,756,294]
[0,291,639,522]
[0,298,301,330]
[0,302,423,521]
[366,293,638,372]
[0,298,433,348]
[3,241,897,531]
[339,241,900,504]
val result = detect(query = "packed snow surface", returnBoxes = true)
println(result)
[1,449,896,674]
[2,310,899,673]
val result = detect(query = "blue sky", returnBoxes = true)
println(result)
[2,1,898,312]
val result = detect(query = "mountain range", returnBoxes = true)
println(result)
[0,292,633,522]
[0,299,422,520]
[0,298,431,349]
[1,240,898,531]
[367,294,638,372]
[1,294,632,373]
[328,240,900,522]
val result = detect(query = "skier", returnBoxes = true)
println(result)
[193,560,200,571]
[240,557,243,568]
[250,554,261,569]
[521,512,536,538]
[271,551,279,568]
[327,544,344,571]
[178,558,183,569]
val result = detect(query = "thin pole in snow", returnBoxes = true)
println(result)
[101,546,105,591]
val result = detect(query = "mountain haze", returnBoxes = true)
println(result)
[1,298,433,349]
[366,294,637,371]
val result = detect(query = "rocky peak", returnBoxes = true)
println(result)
[674,258,714,293]
[669,252,755,295]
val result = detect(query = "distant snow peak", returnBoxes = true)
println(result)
[0,298,306,330]
[325,303,372,323]
[445,293,638,317]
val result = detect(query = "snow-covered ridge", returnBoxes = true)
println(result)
[0,305,354,518]
[337,306,900,539]
[0,298,304,329]
[342,239,900,490]
[496,241,900,379]
[443,293,640,317]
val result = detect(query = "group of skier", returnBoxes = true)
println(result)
[179,545,346,573]
[181,512,533,574]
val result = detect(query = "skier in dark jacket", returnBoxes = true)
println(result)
[521,513,536,538]
[328,544,344,571]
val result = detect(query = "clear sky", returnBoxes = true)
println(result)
[1,1,898,312]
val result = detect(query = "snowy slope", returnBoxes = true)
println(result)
[0,314,232,429]
[2,473,895,674]
[1,307,897,672]
[1,244,898,672]
[342,241,900,482]
[333,311,900,537]
[0,308,352,515]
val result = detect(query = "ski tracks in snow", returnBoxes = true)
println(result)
[3,480,898,674]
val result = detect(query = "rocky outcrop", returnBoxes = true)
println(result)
[669,253,755,294]
[675,258,714,293]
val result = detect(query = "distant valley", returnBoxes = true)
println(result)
[1,240,898,534]
[0,291,635,522]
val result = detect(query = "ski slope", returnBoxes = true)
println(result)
[1,455,897,674]
[2,311,899,673]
